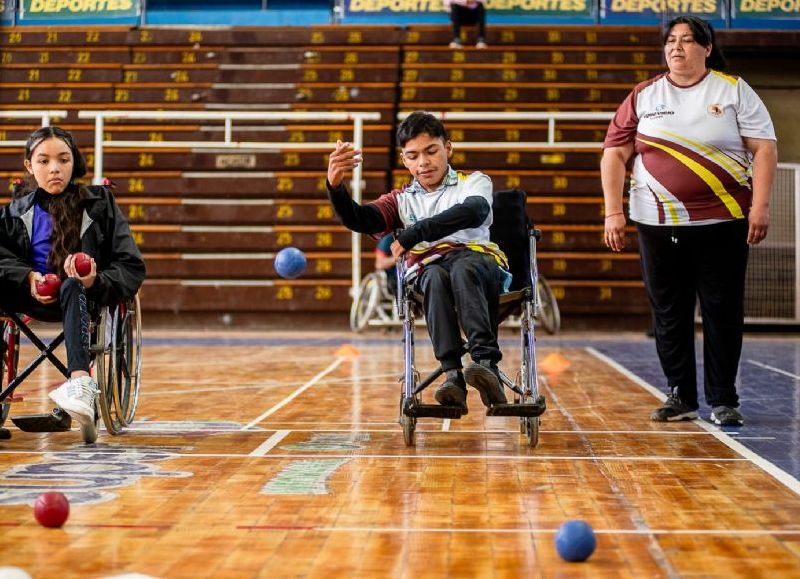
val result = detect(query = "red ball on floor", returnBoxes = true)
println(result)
[33,491,70,528]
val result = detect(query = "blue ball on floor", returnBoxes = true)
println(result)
[555,520,596,562]
[274,247,307,279]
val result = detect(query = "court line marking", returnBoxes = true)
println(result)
[441,419,451,432]
[0,450,749,461]
[121,426,744,435]
[241,357,345,430]
[255,526,800,536]
[587,347,800,496]
[747,359,800,380]
[249,430,291,456]
[144,373,399,396]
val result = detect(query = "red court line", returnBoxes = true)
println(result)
[237,524,317,531]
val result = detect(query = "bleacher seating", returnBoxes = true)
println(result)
[0,24,670,319]
[397,25,661,314]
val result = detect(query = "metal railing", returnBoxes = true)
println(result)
[397,111,615,148]
[77,110,380,296]
[0,110,67,147]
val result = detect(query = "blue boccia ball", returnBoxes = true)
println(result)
[555,520,596,562]
[274,247,307,279]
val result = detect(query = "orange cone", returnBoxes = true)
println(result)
[539,352,571,373]
[335,344,360,359]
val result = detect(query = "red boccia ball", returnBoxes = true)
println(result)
[33,491,70,528]
[35,273,61,298]
[74,252,92,277]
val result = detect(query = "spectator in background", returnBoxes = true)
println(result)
[444,0,487,49]
[375,233,398,297]
[601,16,777,426]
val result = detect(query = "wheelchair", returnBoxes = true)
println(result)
[350,269,401,332]
[351,255,560,335]
[396,189,548,447]
[0,294,142,443]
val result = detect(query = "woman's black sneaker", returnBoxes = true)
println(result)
[651,390,699,421]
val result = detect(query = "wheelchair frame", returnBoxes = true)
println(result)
[397,229,547,448]
[0,294,142,442]
[351,267,561,335]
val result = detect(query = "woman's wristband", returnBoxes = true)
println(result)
[605,211,624,219]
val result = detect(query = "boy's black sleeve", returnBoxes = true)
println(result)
[396,196,489,249]
[326,181,387,234]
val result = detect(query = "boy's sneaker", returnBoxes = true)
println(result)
[476,39,488,49]
[711,406,743,426]
[434,370,468,412]
[464,360,507,407]
[449,39,463,49]
[49,375,98,429]
[650,389,698,421]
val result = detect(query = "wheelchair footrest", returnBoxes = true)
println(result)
[11,408,72,432]
[404,403,466,419]
[0,427,10,440]
[487,396,546,417]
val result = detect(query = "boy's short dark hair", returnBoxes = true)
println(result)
[397,111,449,148]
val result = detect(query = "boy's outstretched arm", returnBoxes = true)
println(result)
[326,139,386,234]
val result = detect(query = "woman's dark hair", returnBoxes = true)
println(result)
[396,111,449,148]
[664,16,727,71]
[23,126,89,275]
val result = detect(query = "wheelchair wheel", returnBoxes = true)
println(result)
[1,323,9,430]
[0,321,19,431]
[514,370,526,434]
[401,413,416,446]
[350,273,382,332]
[94,295,142,434]
[536,277,561,335]
[525,416,539,448]
[111,295,142,426]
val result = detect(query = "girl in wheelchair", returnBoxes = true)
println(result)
[0,126,145,439]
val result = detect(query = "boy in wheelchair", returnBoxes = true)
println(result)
[0,127,145,440]
[327,111,509,412]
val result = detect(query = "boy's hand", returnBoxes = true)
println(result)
[390,240,406,259]
[327,140,362,188]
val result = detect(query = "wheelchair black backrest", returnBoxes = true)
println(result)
[490,188,531,291]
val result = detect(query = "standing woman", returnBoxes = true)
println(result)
[601,16,777,426]
[0,127,145,441]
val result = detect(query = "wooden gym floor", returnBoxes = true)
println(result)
[1,329,800,578]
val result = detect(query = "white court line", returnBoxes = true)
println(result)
[121,426,729,435]
[143,373,399,396]
[747,359,800,380]
[587,347,800,496]
[124,427,403,434]
[0,450,749,461]
[240,357,345,430]
[248,430,291,456]
[441,419,451,432]
[310,526,800,536]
